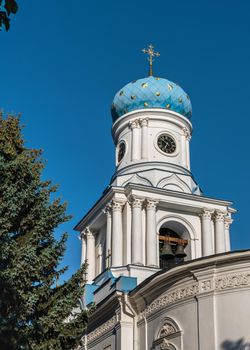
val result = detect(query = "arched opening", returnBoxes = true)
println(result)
[159,221,190,268]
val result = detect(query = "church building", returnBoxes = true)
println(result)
[75,45,250,350]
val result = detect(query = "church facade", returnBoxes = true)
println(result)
[75,46,250,350]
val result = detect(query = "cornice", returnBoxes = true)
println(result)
[75,181,233,231]
[74,186,125,231]
[124,183,233,208]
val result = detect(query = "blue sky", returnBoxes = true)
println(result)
[1,0,250,280]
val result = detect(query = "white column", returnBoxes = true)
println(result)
[104,204,112,268]
[131,196,143,265]
[224,216,233,252]
[80,231,86,266]
[140,118,148,159]
[111,200,124,266]
[146,199,158,267]
[129,119,140,161]
[85,227,95,283]
[214,211,226,254]
[201,209,213,256]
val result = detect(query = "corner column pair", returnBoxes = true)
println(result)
[80,227,95,283]
[129,118,148,161]
[130,196,158,266]
[104,196,159,268]
[201,209,232,256]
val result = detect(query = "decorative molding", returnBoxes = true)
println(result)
[159,339,176,350]
[87,315,117,343]
[139,272,250,320]
[215,272,250,290]
[200,280,212,292]
[139,283,199,319]
[159,323,176,337]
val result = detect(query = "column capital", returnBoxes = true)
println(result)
[84,226,94,239]
[111,199,124,212]
[145,198,159,210]
[182,127,191,141]
[103,203,112,216]
[139,117,149,127]
[80,231,86,240]
[224,216,233,229]
[200,208,214,220]
[130,196,144,209]
[129,119,140,129]
[214,210,227,222]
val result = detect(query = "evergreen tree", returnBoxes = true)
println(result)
[0,0,18,31]
[0,113,88,349]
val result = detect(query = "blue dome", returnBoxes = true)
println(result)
[111,76,192,122]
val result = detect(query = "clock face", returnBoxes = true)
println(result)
[157,134,176,154]
[118,142,126,162]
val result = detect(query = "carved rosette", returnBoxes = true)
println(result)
[129,119,140,129]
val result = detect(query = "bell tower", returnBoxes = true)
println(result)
[75,46,235,301]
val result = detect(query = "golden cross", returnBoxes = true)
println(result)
[142,44,160,76]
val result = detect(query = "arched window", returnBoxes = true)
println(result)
[152,317,181,350]
[159,226,188,268]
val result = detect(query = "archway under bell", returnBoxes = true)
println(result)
[157,216,198,267]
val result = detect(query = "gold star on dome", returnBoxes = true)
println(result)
[142,44,160,76]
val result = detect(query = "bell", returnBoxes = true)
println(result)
[160,242,175,259]
[175,244,187,258]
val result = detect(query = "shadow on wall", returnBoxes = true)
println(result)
[221,339,250,350]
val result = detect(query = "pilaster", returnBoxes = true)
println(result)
[214,211,226,254]
[129,119,141,161]
[85,227,96,283]
[104,203,112,268]
[80,231,87,266]
[201,209,214,256]
[224,216,233,252]
[131,196,144,265]
[111,200,124,266]
[146,199,159,267]
[140,117,148,159]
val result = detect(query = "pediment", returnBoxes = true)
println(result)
[157,174,191,193]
